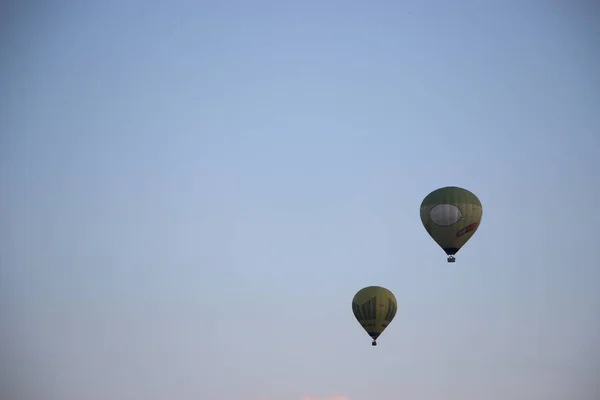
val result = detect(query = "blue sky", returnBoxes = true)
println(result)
[1,1,599,399]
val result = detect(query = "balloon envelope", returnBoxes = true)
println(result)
[420,186,482,262]
[352,286,397,345]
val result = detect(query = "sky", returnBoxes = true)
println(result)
[1,1,599,399]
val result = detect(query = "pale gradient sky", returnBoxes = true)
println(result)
[1,1,599,400]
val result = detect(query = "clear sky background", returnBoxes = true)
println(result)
[1,1,599,399]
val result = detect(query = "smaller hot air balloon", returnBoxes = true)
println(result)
[420,186,483,262]
[352,286,397,346]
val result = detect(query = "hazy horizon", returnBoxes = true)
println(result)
[1,1,599,399]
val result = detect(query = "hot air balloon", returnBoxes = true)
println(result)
[352,286,397,346]
[420,186,482,262]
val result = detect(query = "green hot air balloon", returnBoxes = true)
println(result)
[420,186,483,263]
[352,286,397,346]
